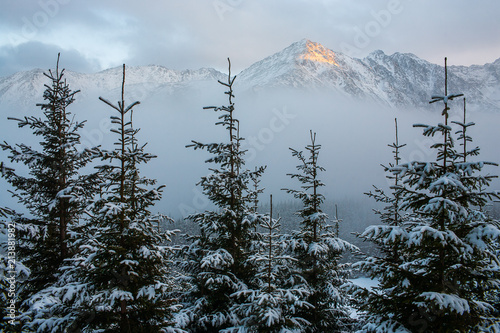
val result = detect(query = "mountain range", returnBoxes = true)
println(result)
[1,39,499,111]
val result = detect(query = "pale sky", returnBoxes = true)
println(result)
[1,0,499,76]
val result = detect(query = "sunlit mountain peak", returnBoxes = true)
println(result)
[299,40,339,66]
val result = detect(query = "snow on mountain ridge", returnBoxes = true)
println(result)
[236,40,499,110]
[0,39,499,111]
[236,39,394,105]
[235,39,374,96]
[0,65,226,106]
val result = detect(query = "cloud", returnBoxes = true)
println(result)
[0,42,100,76]
[0,0,499,77]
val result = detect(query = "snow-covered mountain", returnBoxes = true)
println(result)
[0,65,226,107]
[236,39,500,110]
[1,39,499,110]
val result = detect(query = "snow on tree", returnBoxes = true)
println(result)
[229,195,312,332]
[250,167,264,214]
[353,118,414,333]
[0,197,30,332]
[176,58,265,332]
[282,131,358,333]
[24,64,182,332]
[0,54,99,331]
[0,243,29,332]
[364,118,407,228]
[354,58,500,332]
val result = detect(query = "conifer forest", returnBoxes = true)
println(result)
[0,52,499,333]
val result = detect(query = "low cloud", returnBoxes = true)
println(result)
[0,0,499,77]
[0,41,100,77]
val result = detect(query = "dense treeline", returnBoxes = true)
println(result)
[0,55,499,332]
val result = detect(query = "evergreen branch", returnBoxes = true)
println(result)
[98,97,121,112]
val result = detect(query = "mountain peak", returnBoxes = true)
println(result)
[367,49,387,59]
[299,40,339,66]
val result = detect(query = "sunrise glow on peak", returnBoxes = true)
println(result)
[300,40,339,66]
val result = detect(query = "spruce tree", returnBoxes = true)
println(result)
[356,59,500,332]
[0,54,98,330]
[354,119,414,332]
[26,65,181,332]
[176,58,265,332]
[230,195,312,332]
[364,118,407,228]
[282,131,358,333]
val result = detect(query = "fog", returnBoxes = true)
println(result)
[1,78,500,224]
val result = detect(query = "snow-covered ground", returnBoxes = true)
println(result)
[348,277,379,319]
[350,277,379,292]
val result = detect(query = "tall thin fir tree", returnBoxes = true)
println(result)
[332,205,341,238]
[451,96,500,322]
[176,58,265,332]
[0,54,99,331]
[250,167,264,214]
[354,118,414,332]
[364,118,407,227]
[26,65,182,332]
[230,195,312,332]
[357,118,407,272]
[356,58,500,332]
[282,131,358,333]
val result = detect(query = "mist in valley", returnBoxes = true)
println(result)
[2,76,499,252]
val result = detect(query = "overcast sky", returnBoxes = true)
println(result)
[1,0,499,76]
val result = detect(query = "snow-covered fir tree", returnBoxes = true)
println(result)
[282,131,358,333]
[353,118,414,332]
[25,65,181,332]
[230,195,312,332]
[176,58,265,332]
[355,59,500,332]
[0,55,99,331]
[364,118,407,229]
[455,97,500,325]
[250,167,264,214]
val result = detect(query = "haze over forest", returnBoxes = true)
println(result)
[1,40,500,225]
